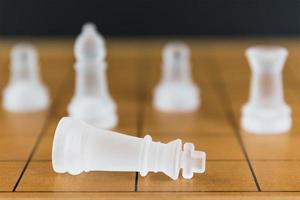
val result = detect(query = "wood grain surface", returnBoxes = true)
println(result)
[0,38,300,199]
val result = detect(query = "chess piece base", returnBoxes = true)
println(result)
[241,104,291,134]
[3,82,50,112]
[153,83,200,112]
[68,97,117,129]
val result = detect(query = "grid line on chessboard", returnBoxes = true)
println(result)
[5,190,300,193]
[134,50,153,192]
[134,53,149,192]
[209,53,261,192]
[12,67,73,192]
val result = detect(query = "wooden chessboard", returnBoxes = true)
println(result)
[1,38,300,199]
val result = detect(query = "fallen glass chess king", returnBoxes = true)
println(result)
[52,117,206,180]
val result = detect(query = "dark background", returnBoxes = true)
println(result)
[1,0,300,36]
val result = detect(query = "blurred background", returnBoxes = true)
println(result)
[0,0,300,37]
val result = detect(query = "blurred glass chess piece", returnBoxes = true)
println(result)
[241,46,292,134]
[153,42,200,112]
[68,23,117,129]
[2,43,50,112]
[52,117,206,180]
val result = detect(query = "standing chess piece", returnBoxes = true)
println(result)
[153,42,200,112]
[3,43,50,112]
[241,46,292,134]
[68,23,117,129]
